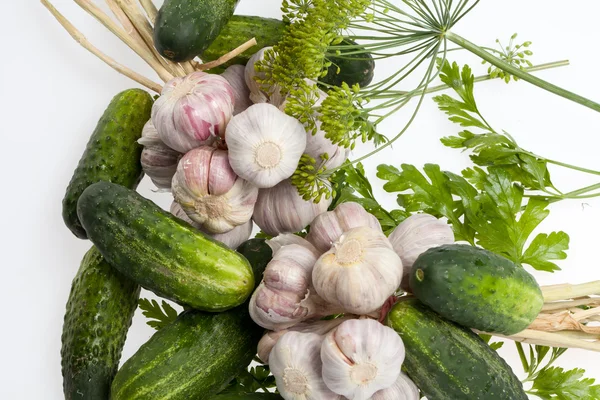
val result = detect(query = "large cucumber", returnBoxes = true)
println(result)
[201,16,375,87]
[77,181,255,311]
[386,299,528,400]
[61,246,140,400]
[410,244,544,335]
[110,239,272,400]
[154,0,239,62]
[62,89,152,239]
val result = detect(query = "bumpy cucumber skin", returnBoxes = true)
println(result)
[110,239,272,400]
[61,246,140,400]
[154,0,240,62]
[62,89,152,239]
[387,299,528,400]
[410,244,544,335]
[202,16,285,68]
[211,394,283,400]
[77,181,255,312]
[321,38,375,88]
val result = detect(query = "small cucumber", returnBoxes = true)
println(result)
[77,181,255,312]
[62,89,152,239]
[386,299,528,400]
[110,239,272,400]
[61,246,140,400]
[154,0,240,62]
[410,244,544,335]
[320,38,376,88]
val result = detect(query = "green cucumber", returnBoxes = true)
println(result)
[410,244,544,335]
[154,0,239,62]
[386,299,528,400]
[61,246,140,400]
[201,16,375,87]
[212,394,283,400]
[77,181,254,311]
[110,239,272,400]
[62,89,152,239]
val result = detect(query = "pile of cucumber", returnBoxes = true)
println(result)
[57,1,544,399]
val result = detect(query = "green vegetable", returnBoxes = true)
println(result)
[410,244,544,335]
[154,0,239,62]
[320,39,375,88]
[77,181,255,311]
[62,89,152,239]
[110,238,272,400]
[386,299,528,400]
[202,15,285,69]
[61,246,140,400]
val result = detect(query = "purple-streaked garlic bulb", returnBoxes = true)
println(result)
[152,71,235,153]
[171,146,258,234]
[138,120,181,189]
[306,202,382,253]
[253,180,331,236]
[225,103,307,189]
[221,64,252,115]
[321,319,405,400]
[245,47,286,107]
[371,372,420,400]
[170,201,253,249]
[267,233,320,255]
[269,332,343,400]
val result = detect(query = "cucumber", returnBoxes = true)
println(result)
[202,15,285,69]
[110,239,272,400]
[212,394,283,400]
[201,16,375,87]
[61,246,140,400]
[77,181,254,311]
[410,244,544,335]
[154,0,239,62]
[321,39,376,88]
[62,89,152,239]
[386,299,528,400]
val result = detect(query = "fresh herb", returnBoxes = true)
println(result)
[221,363,277,395]
[479,334,504,351]
[482,33,534,83]
[138,298,179,330]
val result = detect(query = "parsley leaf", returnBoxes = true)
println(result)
[138,298,179,330]
[222,364,277,395]
[529,367,600,400]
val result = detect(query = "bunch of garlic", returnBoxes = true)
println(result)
[171,146,258,234]
[138,120,181,190]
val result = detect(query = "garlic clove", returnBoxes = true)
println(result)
[307,202,382,253]
[270,332,343,400]
[305,120,349,170]
[253,180,331,236]
[152,71,235,153]
[267,233,320,256]
[139,120,181,189]
[172,146,258,233]
[225,103,307,189]
[245,47,286,107]
[388,214,454,286]
[221,64,253,115]
[321,319,405,400]
[371,372,420,400]
[258,329,288,364]
[312,226,403,315]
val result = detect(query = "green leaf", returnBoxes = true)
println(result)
[138,298,179,330]
[530,367,600,400]
[522,231,570,272]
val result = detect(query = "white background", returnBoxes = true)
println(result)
[2,1,600,398]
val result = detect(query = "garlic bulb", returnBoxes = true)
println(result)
[170,201,253,249]
[388,213,454,283]
[267,233,320,256]
[321,319,405,400]
[253,180,331,236]
[371,372,420,400]
[171,146,258,233]
[139,120,181,189]
[221,64,252,115]
[305,120,349,170]
[312,226,403,315]
[249,243,325,330]
[270,332,342,400]
[306,202,382,253]
[226,103,307,188]
[152,71,235,153]
[258,317,353,364]
[245,47,286,107]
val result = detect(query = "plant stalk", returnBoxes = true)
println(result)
[445,31,600,113]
